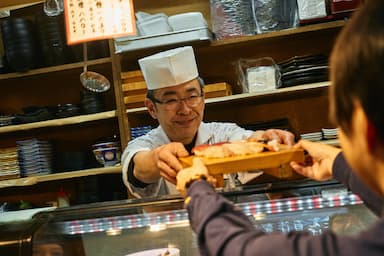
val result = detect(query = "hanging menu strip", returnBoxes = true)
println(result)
[64,0,136,44]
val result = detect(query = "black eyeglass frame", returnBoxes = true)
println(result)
[151,93,204,108]
[146,77,205,110]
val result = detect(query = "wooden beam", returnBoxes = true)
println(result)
[0,0,42,11]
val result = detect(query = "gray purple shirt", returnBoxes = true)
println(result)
[186,153,384,256]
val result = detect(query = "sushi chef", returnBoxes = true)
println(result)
[121,46,295,198]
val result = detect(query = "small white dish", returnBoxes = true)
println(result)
[125,248,180,256]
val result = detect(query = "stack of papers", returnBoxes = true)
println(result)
[0,147,20,180]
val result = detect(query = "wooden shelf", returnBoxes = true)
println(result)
[0,57,112,80]
[0,0,42,10]
[0,110,117,134]
[0,141,339,189]
[205,81,330,104]
[126,81,330,114]
[0,166,122,188]
[209,20,346,47]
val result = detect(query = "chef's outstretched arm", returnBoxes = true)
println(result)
[133,142,189,185]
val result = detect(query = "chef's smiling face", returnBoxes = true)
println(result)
[145,78,205,144]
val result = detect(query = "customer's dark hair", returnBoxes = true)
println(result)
[330,0,384,142]
[146,77,205,102]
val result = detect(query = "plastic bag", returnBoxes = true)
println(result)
[236,57,281,93]
[210,0,255,40]
[252,0,298,34]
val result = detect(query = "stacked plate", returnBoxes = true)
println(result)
[81,90,105,114]
[300,131,323,141]
[0,147,20,180]
[0,115,15,127]
[56,103,80,118]
[278,54,329,88]
[130,125,152,140]
[322,128,338,140]
[17,139,53,177]
[13,106,55,124]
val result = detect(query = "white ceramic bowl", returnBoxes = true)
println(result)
[125,248,180,256]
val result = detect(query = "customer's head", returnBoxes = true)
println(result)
[139,46,205,144]
[33,243,64,256]
[329,0,384,193]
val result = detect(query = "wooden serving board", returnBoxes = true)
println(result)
[179,148,305,178]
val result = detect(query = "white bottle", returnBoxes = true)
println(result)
[57,188,70,207]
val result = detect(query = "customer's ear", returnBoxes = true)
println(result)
[145,98,158,119]
[367,120,378,153]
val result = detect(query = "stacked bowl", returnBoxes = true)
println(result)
[1,18,40,71]
[35,13,70,66]
[81,90,105,114]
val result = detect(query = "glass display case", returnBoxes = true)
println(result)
[1,180,378,256]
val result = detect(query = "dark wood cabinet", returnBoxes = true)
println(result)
[0,0,344,205]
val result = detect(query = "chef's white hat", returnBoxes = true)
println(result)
[138,46,199,90]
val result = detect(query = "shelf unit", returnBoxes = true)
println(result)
[126,82,330,114]
[116,0,345,147]
[0,2,126,205]
[0,57,111,80]
[121,80,331,142]
[0,0,347,206]
[0,110,116,134]
[208,20,345,47]
[0,166,121,189]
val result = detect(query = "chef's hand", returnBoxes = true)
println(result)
[290,140,341,181]
[152,142,190,184]
[176,157,217,197]
[250,129,295,146]
[134,142,189,185]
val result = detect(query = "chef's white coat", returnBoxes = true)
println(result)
[122,122,254,198]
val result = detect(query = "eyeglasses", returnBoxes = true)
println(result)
[153,93,204,110]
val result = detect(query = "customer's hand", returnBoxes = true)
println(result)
[249,129,295,146]
[176,157,216,197]
[290,140,341,181]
